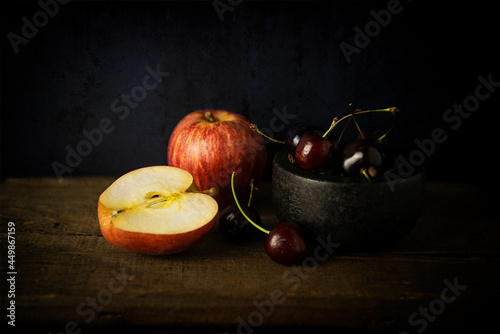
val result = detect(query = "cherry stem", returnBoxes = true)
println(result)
[360,168,373,183]
[247,179,255,207]
[231,172,270,234]
[336,114,352,145]
[249,124,285,144]
[351,113,364,139]
[348,103,364,139]
[377,113,397,143]
[322,107,399,138]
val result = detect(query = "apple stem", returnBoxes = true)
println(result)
[191,187,218,197]
[249,124,285,144]
[231,172,270,234]
[204,111,218,123]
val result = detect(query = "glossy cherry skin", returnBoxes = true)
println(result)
[295,132,334,170]
[217,205,260,241]
[284,126,323,155]
[265,221,310,266]
[342,139,383,176]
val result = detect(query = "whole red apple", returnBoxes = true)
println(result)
[168,110,267,208]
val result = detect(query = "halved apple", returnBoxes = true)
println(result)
[98,166,218,255]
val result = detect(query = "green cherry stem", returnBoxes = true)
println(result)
[360,168,373,183]
[231,172,270,234]
[349,103,364,139]
[351,114,364,139]
[249,124,285,144]
[322,107,399,138]
[377,111,398,143]
[377,124,393,143]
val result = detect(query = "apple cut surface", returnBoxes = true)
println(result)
[111,193,217,234]
[99,165,194,210]
[98,166,218,255]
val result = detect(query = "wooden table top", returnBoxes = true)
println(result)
[1,177,498,333]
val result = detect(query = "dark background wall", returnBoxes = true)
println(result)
[1,1,498,187]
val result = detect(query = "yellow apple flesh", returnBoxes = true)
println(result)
[98,166,218,255]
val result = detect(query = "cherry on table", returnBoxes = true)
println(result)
[217,205,260,242]
[230,172,311,265]
[264,221,310,266]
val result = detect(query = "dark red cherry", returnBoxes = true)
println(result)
[218,205,260,241]
[379,146,398,173]
[342,139,383,177]
[356,126,388,146]
[295,132,334,170]
[264,221,310,266]
[284,126,323,155]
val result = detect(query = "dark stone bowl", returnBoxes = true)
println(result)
[272,150,425,250]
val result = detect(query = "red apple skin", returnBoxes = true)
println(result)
[98,201,216,255]
[167,110,267,208]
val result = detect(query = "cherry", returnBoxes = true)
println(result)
[356,126,398,173]
[284,126,323,155]
[218,179,259,241]
[295,132,336,170]
[264,221,310,266]
[379,146,398,173]
[218,205,259,241]
[356,125,388,146]
[292,106,396,172]
[249,105,399,176]
[342,139,383,182]
[230,172,310,265]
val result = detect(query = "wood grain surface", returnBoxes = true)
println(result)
[1,177,498,332]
